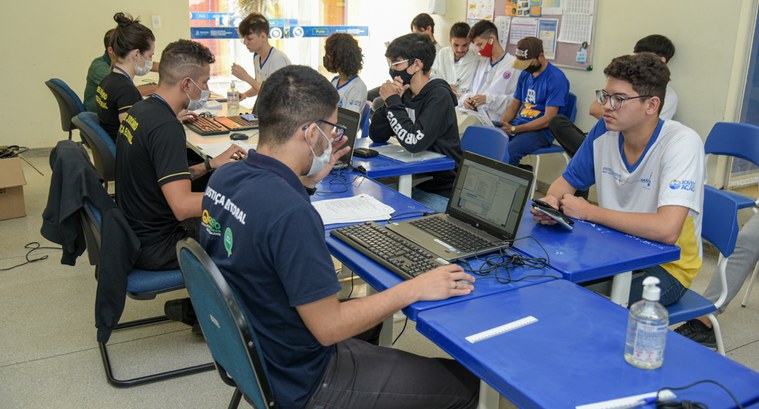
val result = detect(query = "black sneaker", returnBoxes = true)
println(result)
[674,319,717,348]
[164,298,198,326]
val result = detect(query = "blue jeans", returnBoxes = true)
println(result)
[628,265,688,307]
[412,187,449,213]
[507,130,552,166]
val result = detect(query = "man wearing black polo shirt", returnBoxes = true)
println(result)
[116,39,245,270]
[200,65,479,409]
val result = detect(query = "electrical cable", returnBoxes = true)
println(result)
[392,317,408,345]
[0,242,61,271]
[655,379,744,409]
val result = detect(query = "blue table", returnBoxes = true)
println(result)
[514,211,681,307]
[417,279,759,409]
[312,170,432,227]
[352,138,456,196]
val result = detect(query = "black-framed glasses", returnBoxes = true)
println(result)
[302,119,347,140]
[595,89,653,111]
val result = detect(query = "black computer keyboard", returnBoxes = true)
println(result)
[215,115,258,131]
[410,217,495,253]
[185,117,230,136]
[330,222,449,280]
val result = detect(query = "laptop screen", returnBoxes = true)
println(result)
[336,107,360,165]
[447,152,533,240]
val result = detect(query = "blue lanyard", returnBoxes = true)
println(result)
[113,65,132,81]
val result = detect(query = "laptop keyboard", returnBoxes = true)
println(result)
[330,222,448,280]
[409,217,496,253]
[185,117,229,135]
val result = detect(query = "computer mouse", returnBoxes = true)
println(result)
[229,133,249,141]
[353,148,379,158]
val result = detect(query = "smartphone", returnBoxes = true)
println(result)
[241,113,257,122]
[532,199,574,231]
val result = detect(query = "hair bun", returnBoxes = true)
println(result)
[114,12,137,27]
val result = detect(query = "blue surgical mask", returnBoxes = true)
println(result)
[306,126,332,177]
[186,79,210,110]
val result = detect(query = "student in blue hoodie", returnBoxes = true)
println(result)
[370,33,462,212]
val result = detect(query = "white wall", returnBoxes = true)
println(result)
[1,1,190,149]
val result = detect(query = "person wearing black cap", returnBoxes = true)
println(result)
[499,36,569,166]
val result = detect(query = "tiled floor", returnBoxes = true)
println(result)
[1,150,757,408]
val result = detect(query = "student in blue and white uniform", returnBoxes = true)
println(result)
[324,33,367,114]
[535,53,704,307]
[457,20,519,122]
[499,36,570,166]
[232,13,291,99]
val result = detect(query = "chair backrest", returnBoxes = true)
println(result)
[704,122,759,167]
[565,92,578,122]
[702,185,739,258]
[177,238,276,409]
[461,125,510,163]
[45,78,86,133]
[360,100,371,138]
[72,112,116,182]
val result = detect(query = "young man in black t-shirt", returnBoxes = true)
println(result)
[370,33,462,212]
[115,40,245,270]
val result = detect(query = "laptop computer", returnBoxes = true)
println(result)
[386,151,533,261]
[333,107,361,169]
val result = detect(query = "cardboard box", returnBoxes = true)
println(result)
[0,157,27,220]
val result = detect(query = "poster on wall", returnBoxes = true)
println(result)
[538,18,559,59]
[494,16,513,49]
[467,0,496,20]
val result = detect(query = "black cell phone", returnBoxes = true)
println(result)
[353,148,379,158]
[531,199,574,230]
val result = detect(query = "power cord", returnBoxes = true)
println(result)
[392,317,408,345]
[0,242,61,271]
[315,169,366,195]
[456,236,560,284]
[655,380,743,409]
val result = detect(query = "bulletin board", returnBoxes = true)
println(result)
[465,0,597,71]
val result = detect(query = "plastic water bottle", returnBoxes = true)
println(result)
[227,80,240,114]
[624,277,669,369]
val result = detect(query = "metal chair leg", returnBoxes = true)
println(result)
[227,388,243,409]
[99,315,215,388]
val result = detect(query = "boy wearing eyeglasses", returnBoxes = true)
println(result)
[533,53,704,307]
[370,33,463,212]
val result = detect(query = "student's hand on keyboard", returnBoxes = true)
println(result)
[531,195,560,225]
[211,144,248,169]
[407,265,475,301]
[177,109,198,123]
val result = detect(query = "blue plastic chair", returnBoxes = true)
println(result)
[704,122,759,212]
[359,100,371,138]
[667,185,740,355]
[177,238,277,409]
[79,201,215,387]
[45,78,86,140]
[72,112,116,188]
[527,92,577,197]
[461,125,510,163]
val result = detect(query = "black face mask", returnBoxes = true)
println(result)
[523,60,541,74]
[389,60,416,85]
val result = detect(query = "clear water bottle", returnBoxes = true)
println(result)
[624,277,669,369]
[227,80,240,114]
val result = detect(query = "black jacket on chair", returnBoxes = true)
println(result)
[41,140,141,343]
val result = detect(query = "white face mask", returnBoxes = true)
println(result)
[306,126,332,177]
[186,78,210,110]
[134,54,153,76]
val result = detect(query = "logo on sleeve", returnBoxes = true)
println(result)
[223,227,234,257]
[201,209,222,236]
[669,179,696,192]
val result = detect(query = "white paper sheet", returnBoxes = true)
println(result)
[538,18,559,59]
[509,17,539,44]
[494,16,512,50]
[562,0,593,14]
[558,13,593,44]
[196,141,256,158]
[466,0,495,20]
[312,194,396,225]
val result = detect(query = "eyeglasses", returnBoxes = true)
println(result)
[388,59,412,69]
[302,119,347,140]
[595,89,653,111]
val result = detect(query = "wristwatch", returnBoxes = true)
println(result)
[303,185,317,196]
[204,156,214,172]
[509,126,517,136]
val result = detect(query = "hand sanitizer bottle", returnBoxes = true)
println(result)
[624,277,668,369]
[227,80,240,114]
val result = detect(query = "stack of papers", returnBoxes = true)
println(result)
[196,141,256,158]
[312,194,395,225]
